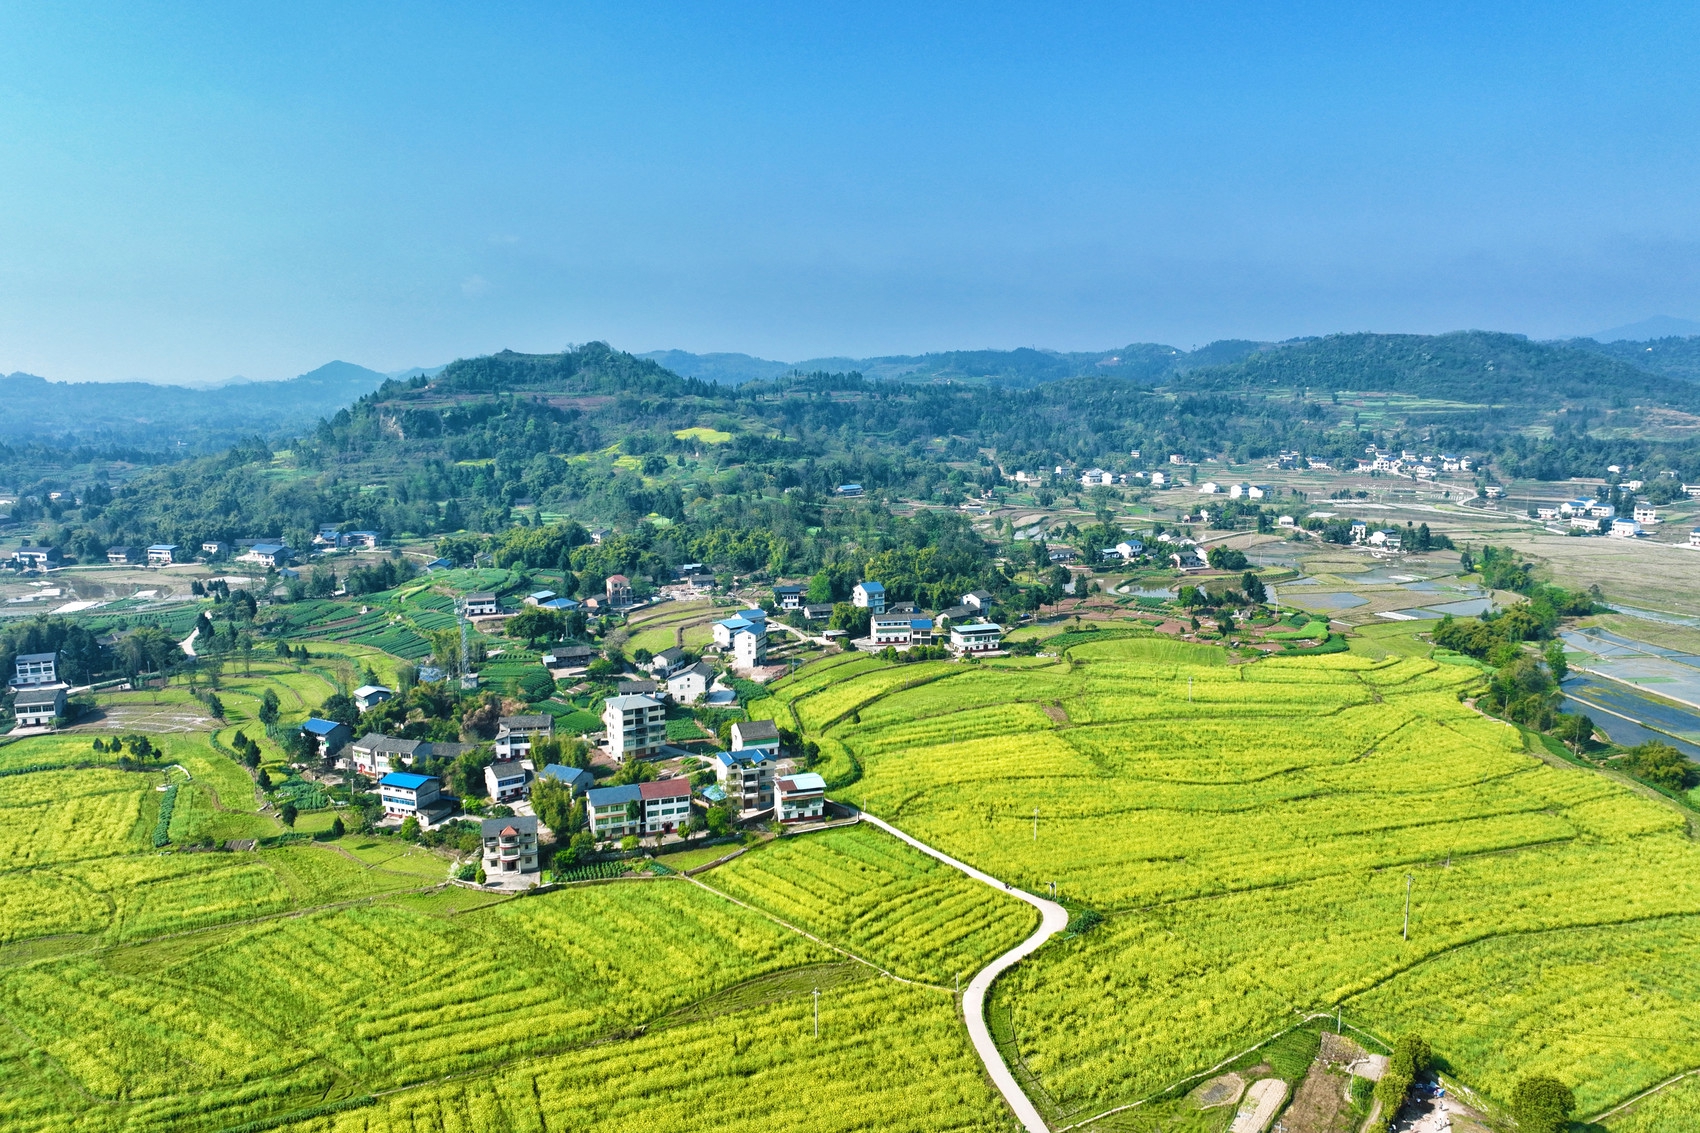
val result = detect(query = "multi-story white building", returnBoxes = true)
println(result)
[667,660,716,704]
[585,778,694,838]
[775,773,827,824]
[1634,504,1659,525]
[712,748,776,812]
[601,693,665,761]
[732,629,766,669]
[484,759,532,803]
[495,714,552,760]
[480,815,539,877]
[852,581,886,613]
[377,772,441,819]
[12,686,66,728]
[11,651,59,688]
[350,733,427,777]
[730,719,781,756]
[949,622,1004,655]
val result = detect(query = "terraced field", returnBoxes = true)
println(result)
[788,630,1700,1126]
[0,720,1030,1133]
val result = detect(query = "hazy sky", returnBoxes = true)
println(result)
[3,2,1699,382]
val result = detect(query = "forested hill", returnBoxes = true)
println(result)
[1560,335,1700,384]
[0,361,393,451]
[1173,331,1700,410]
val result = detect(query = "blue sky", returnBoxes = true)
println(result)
[2,2,1699,382]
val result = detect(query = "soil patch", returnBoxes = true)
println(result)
[1281,1059,1355,1133]
[1042,705,1069,724]
[1191,1071,1247,1108]
[69,704,216,733]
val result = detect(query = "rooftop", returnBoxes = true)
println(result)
[734,719,779,741]
[638,778,691,799]
[715,748,774,767]
[378,771,436,790]
[780,772,827,792]
[542,764,594,789]
[16,652,56,663]
[498,714,552,730]
[585,783,643,806]
[301,717,344,735]
[604,693,662,711]
[353,685,392,698]
[857,580,885,592]
[481,815,539,836]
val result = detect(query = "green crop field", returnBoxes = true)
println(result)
[787,629,1700,1126]
[704,823,1037,984]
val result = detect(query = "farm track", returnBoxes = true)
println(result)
[856,812,1068,1133]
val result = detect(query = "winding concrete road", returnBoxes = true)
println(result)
[860,813,1069,1133]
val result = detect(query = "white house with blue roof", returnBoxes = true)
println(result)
[378,771,442,819]
[712,748,776,812]
[713,615,757,649]
[299,717,350,758]
[852,581,885,613]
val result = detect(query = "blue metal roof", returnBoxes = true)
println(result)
[301,718,343,735]
[715,748,772,767]
[716,616,752,630]
[586,784,643,806]
[542,764,594,790]
[379,771,435,789]
[858,580,884,592]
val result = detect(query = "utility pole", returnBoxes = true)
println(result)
[813,987,819,1037]
[1403,874,1413,941]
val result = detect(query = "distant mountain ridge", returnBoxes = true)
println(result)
[638,340,1273,387]
[0,360,401,451]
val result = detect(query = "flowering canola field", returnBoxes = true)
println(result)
[798,633,1700,1123]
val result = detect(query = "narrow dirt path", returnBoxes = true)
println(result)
[857,812,1068,1133]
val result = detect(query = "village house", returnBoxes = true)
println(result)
[802,603,834,621]
[730,719,781,756]
[12,547,61,570]
[343,531,380,549]
[542,644,594,678]
[962,590,995,612]
[585,784,642,838]
[350,733,427,777]
[852,580,886,613]
[733,629,767,669]
[299,718,351,759]
[239,542,291,568]
[871,611,913,645]
[541,764,594,795]
[601,693,666,761]
[377,771,443,820]
[11,651,60,688]
[667,660,716,704]
[12,686,66,728]
[713,615,759,649]
[775,772,827,823]
[353,685,394,712]
[480,815,540,876]
[949,622,1004,655]
[106,546,140,564]
[460,592,499,616]
[605,574,634,608]
[647,647,689,676]
[200,540,229,558]
[1609,519,1641,539]
[484,759,532,804]
[836,483,864,497]
[713,748,776,812]
[1149,471,1168,487]
[524,590,557,606]
[639,778,692,834]
[616,678,660,697]
[773,583,805,610]
[1078,468,1113,487]
[935,604,975,625]
[1171,548,1206,571]
[146,544,178,566]
[495,714,553,760]
[1634,504,1659,525]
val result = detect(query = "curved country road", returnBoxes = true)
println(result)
[859,813,1069,1133]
